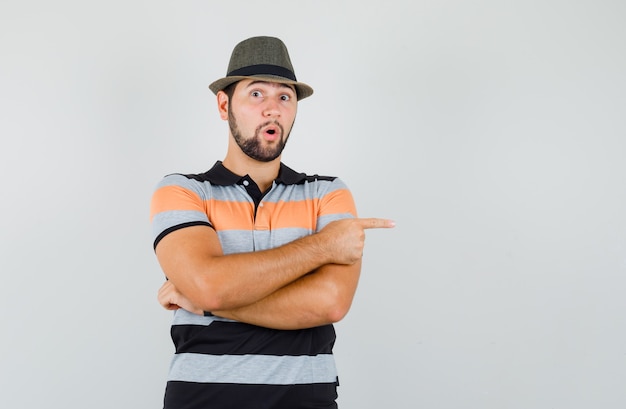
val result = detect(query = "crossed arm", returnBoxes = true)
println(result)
[156,218,393,330]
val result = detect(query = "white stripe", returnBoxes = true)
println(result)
[168,353,337,385]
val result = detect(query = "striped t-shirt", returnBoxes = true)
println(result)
[150,161,357,408]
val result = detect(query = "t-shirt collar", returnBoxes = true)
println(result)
[203,161,306,186]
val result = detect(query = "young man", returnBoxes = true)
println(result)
[150,36,394,409]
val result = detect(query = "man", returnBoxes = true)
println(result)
[150,36,394,409]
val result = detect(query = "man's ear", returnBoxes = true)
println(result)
[217,91,229,120]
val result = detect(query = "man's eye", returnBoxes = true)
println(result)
[251,91,262,97]
[280,95,291,101]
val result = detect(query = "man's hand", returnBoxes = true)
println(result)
[158,280,204,315]
[318,218,395,265]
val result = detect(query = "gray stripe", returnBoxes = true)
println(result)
[318,212,355,229]
[217,230,255,253]
[263,180,340,202]
[152,210,209,240]
[157,173,348,203]
[168,353,337,385]
[156,174,201,189]
[171,308,236,326]
[217,227,313,252]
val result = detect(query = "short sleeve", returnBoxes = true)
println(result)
[316,177,358,231]
[150,174,212,249]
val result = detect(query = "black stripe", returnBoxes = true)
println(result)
[164,380,338,409]
[228,64,297,81]
[153,221,213,250]
[175,161,338,186]
[171,321,336,356]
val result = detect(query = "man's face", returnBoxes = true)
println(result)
[227,79,298,162]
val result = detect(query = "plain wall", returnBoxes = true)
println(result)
[1,1,625,408]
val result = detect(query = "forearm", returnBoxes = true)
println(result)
[157,226,336,312]
[157,217,390,314]
[212,261,362,330]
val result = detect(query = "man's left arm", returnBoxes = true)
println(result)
[214,260,362,329]
[158,260,362,330]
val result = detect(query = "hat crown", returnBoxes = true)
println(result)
[227,36,295,77]
[209,36,313,100]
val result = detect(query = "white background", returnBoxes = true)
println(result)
[1,1,625,408]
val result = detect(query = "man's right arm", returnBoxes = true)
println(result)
[155,218,388,312]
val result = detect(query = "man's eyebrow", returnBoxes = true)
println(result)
[246,80,296,92]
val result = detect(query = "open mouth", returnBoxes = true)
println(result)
[261,123,282,141]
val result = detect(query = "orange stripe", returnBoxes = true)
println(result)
[316,188,357,217]
[151,186,356,230]
[209,200,255,231]
[150,185,204,220]
[255,189,357,230]
[255,200,317,230]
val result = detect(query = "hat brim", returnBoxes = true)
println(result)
[209,74,314,100]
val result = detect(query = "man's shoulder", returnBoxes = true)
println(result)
[155,172,207,189]
[278,163,341,185]
[157,161,239,187]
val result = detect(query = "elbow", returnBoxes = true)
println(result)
[186,278,229,312]
[326,305,350,324]
[196,294,225,313]
[320,283,353,324]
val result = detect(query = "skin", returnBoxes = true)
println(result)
[155,79,394,329]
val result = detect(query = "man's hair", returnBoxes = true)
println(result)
[223,82,237,101]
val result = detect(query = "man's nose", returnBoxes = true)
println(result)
[263,98,281,117]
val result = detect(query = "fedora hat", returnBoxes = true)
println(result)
[209,36,313,100]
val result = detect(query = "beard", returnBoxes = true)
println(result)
[229,109,292,162]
